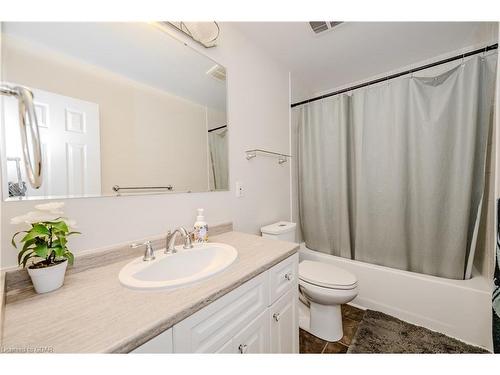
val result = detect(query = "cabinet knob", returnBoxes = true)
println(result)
[284,272,293,281]
[273,312,280,322]
[238,344,248,354]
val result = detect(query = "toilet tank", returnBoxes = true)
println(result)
[261,221,297,243]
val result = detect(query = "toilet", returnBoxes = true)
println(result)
[261,221,359,342]
[261,221,297,242]
[299,260,358,341]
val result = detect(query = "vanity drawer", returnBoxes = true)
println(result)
[268,253,298,305]
[173,271,269,353]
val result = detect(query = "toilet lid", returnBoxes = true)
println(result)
[299,260,357,289]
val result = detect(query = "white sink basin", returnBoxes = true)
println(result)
[119,242,238,290]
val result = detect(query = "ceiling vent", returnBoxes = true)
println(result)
[309,21,343,35]
[206,64,226,82]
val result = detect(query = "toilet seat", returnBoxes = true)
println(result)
[299,260,357,290]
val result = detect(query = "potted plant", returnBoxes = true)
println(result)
[11,202,79,294]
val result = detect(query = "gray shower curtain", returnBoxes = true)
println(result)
[297,54,497,280]
[208,128,229,191]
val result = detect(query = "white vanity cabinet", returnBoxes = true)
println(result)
[131,253,298,353]
[231,309,270,353]
[269,288,299,353]
[173,253,298,353]
[173,271,270,353]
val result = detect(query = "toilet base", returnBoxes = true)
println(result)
[299,299,311,331]
[310,302,343,342]
[299,300,343,342]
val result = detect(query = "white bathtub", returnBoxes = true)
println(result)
[299,244,493,351]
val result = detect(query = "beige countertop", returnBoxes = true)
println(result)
[0,231,298,353]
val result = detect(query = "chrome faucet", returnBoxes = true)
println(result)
[130,240,155,261]
[165,227,194,254]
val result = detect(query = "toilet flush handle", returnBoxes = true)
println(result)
[284,272,293,281]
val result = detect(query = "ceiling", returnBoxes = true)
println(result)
[234,22,497,102]
[2,22,227,110]
[3,22,496,107]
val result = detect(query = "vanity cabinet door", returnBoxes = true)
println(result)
[232,310,270,354]
[131,328,173,353]
[270,289,298,353]
[173,272,268,353]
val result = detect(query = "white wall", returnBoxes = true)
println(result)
[0,23,291,269]
[207,107,227,130]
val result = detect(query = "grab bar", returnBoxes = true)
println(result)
[1,84,42,189]
[112,185,173,192]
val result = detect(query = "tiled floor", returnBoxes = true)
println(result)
[299,304,365,354]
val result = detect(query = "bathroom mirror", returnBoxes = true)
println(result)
[0,22,228,201]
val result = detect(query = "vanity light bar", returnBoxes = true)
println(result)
[245,149,291,165]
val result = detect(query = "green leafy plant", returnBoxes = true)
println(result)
[10,202,79,269]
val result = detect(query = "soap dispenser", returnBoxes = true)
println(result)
[193,208,208,243]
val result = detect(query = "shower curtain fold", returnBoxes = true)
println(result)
[298,95,354,260]
[296,54,497,280]
[208,128,229,191]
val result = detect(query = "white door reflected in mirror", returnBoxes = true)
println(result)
[3,88,101,198]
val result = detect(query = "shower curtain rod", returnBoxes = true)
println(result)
[291,43,498,108]
[208,125,227,132]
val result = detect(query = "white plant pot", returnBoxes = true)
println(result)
[27,259,68,294]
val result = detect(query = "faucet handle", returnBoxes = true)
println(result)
[130,240,155,261]
[165,230,178,254]
[183,235,194,249]
[130,240,151,248]
[181,227,194,249]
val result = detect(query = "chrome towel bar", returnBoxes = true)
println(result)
[245,149,291,164]
[112,185,173,192]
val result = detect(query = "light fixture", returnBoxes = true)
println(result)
[161,22,220,48]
